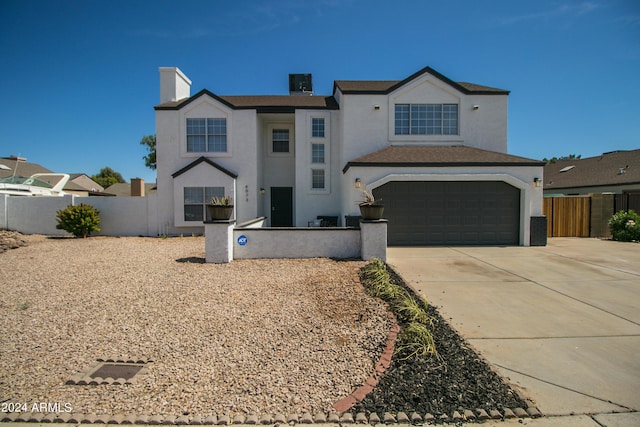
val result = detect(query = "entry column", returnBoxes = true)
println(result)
[204,220,235,263]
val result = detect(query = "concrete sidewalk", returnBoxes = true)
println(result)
[388,238,640,426]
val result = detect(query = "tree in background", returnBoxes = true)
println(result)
[140,134,156,170]
[543,154,582,164]
[92,167,125,188]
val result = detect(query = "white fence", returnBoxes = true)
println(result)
[0,194,160,237]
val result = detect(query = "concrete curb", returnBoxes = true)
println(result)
[0,407,541,424]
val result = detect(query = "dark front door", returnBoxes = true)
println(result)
[271,187,293,227]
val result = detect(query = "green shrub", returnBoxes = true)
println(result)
[55,204,101,238]
[608,210,640,242]
[395,293,431,324]
[397,322,439,359]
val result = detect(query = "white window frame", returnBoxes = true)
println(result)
[311,117,325,138]
[311,169,325,190]
[394,103,459,136]
[306,112,330,194]
[311,143,325,164]
[183,186,225,222]
[267,123,295,157]
[181,97,233,158]
[186,118,228,152]
[271,128,290,153]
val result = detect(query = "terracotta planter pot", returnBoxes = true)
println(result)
[207,205,234,221]
[359,204,384,220]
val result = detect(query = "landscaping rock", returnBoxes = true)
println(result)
[0,230,27,253]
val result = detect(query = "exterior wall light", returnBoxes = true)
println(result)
[533,177,541,187]
[259,188,265,195]
[374,105,380,110]
[354,178,362,189]
[472,105,480,110]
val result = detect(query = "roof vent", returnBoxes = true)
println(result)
[618,167,626,175]
[289,74,313,95]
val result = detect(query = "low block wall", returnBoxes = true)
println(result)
[233,228,361,260]
[204,219,387,263]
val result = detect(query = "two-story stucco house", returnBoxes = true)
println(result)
[155,66,544,246]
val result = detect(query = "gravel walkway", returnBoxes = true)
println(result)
[0,235,390,418]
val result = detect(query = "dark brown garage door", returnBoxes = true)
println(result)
[374,181,520,245]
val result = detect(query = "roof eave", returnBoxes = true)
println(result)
[155,89,236,111]
[172,156,238,179]
[343,161,543,173]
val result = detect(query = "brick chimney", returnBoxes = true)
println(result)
[159,67,192,104]
[131,178,145,197]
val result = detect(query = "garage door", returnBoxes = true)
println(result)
[374,181,520,245]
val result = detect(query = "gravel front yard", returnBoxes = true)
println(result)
[0,235,390,418]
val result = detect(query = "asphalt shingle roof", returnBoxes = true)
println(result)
[543,149,640,190]
[155,90,339,111]
[0,157,52,179]
[343,145,542,172]
[155,66,509,111]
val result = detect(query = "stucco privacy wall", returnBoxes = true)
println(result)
[1,194,73,235]
[0,194,160,237]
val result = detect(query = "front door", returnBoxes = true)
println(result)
[271,187,293,227]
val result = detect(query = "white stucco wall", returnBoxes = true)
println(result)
[259,114,296,225]
[232,228,361,259]
[159,67,192,103]
[154,67,516,239]
[1,194,160,237]
[336,72,508,165]
[293,110,343,226]
[82,195,159,236]
[155,94,259,234]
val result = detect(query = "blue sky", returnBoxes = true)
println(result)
[1,0,638,184]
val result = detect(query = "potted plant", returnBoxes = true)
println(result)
[359,187,384,220]
[207,196,234,220]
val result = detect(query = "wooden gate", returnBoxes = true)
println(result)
[543,197,591,237]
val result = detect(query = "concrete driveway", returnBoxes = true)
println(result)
[387,238,640,422]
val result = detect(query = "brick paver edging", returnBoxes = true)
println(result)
[332,308,399,413]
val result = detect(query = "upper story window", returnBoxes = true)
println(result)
[187,118,227,152]
[311,169,325,189]
[311,118,325,138]
[272,129,290,153]
[395,104,458,135]
[311,143,325,164]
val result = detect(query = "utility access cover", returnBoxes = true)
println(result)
[89,363,143,380]
[66,358,151,385]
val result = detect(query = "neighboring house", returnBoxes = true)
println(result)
[0,156,52,178]
[543,149,640,195]
[0,156,107,196]
[155,66,544,246]
[104,179,157,197]
[64,174,105,196]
